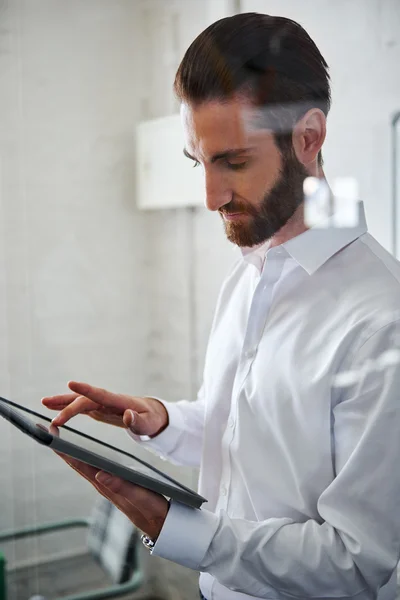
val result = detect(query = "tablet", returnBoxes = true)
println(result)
[0,396,206,509]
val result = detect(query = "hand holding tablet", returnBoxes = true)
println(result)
[0,394,206,509]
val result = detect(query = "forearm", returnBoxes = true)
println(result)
[153,502,395,599]
[199,512,375,598]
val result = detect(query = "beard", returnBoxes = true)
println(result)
[220,151,309,248]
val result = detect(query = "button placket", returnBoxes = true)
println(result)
[242,257,285,361]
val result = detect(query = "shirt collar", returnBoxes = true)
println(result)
[242,240,271,272]
[242,202,368,276]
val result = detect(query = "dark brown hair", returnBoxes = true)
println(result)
[174,13,331,165]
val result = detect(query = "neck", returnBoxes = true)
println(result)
[269,167,328,249]
[268,204,307,249]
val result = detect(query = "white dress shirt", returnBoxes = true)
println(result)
[132,202,400,600]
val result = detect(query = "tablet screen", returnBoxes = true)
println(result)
[1,399,196,496]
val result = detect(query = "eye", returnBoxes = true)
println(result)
[226,161,248,171]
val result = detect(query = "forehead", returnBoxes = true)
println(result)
[180,98,270,156]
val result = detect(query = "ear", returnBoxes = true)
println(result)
[292,109,326,166]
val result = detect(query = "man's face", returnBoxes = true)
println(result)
[181,97,308,247]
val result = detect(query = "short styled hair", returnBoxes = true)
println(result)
[174,13,331,165]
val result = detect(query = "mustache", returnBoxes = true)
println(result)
[219,200,257,216]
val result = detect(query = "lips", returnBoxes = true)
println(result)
[222,212,246,221]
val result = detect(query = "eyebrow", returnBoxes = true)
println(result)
[183,147,255,164]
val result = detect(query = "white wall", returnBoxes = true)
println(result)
[0,0,149,564]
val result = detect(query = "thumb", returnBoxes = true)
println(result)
[123,409,152,436]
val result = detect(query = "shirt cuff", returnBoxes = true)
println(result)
[126,399,186,459]
[151,500,219,570]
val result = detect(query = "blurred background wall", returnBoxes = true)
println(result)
[0,0,399,568]
[0,0,150,565]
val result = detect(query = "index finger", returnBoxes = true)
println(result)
[67,381,127,411]
[50,395,99,426]
[42,393,80,410]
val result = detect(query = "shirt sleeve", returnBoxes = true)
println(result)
[127,385,206,467]
[152,321,400,599]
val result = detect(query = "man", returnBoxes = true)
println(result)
[42,13,400,600]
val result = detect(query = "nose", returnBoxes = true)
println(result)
[204,168,232,212]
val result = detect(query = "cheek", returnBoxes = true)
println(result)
[235,159,281,203]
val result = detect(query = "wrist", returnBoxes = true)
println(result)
[145,500,170,540]
[149,399,169,438]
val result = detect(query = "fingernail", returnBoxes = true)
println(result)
[96,472,113,487]
[129,410,135,425]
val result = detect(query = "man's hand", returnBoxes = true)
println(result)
[42,381,169,438]
[57,452,169,540]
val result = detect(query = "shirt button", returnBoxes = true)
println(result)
[228,417,234,429]
[221,485,227,496]
[245,349,256,359]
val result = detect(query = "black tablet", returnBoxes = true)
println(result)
[0,396,206,509]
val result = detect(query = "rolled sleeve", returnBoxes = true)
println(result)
[151,500,220,570]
